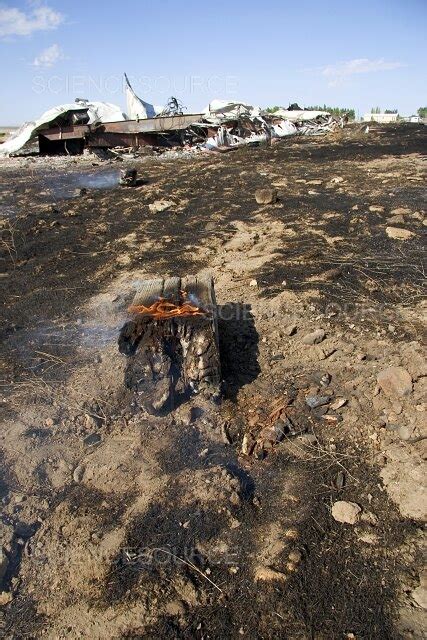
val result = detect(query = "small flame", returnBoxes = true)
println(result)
[128,291,206,319]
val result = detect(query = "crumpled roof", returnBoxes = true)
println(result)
[270,108,330,122]
[0,100,126,156]
[202,100,262,123]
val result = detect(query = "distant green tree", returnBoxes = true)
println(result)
[417,106,427,118]
[306,105,355,120]
[384,109,398,114]
[264,105,355,119]
[371,106,381,113]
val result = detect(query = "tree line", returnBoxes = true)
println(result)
[265,104,355,119]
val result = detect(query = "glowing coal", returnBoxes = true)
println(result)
[128,291,207,320]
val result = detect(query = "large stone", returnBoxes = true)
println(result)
[331,501,361,524]
[255,188,277,205]
[301,329,325,345]
[386,226,415,240]
[377,366,413,398]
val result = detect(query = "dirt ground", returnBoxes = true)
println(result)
[0,123,426,639]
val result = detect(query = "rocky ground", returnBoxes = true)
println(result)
[0,123,426,639]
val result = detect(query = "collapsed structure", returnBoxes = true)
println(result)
[0,76,347,157]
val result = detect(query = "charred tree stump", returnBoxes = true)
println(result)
[118,275,221,414]
[119,168,138,186]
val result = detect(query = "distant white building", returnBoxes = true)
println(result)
[363,113,398,123]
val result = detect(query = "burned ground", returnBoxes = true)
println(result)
[0,123,426,638]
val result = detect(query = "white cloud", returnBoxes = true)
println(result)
[0,4,64,37]
[32,42,63,67]
[321,58,405,87]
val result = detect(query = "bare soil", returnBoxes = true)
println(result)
[0,123,426,639]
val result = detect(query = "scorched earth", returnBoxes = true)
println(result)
[0,123,426,639]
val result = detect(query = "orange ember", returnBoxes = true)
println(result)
[128,292,206,319]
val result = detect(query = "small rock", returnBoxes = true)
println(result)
[302,329,325,345]
[369,205,384,213]
[310,371,330,386]
[148,199,175,213]
[0,591,12,605]
[255,188,277,205]
[387,214,405,225]
[73,465,85,483]
[229,491,240,506]
[254,565,287,582]
[358,532,379,545]
[83,433,102,447]
[176,406,193,426]
[390,207,411,216]
[331,501,361,524]
[298,433,318,446]
[391,402,402,415]
[288,549,302,563]
[315,345,336,360]
[84,413,100,429]
[305,395,330,409]
[249,279,258,287]
[396,424,415,441]
[385,226,415,240]
[45,418,54,427]
[360,510,378,526]
[241,433,255,456]
[274,419,290,442]
[313,405,329,417]
[377,366,413,398]
[330,176,344,184]
[330,397,347,410]
[285,324,297,336]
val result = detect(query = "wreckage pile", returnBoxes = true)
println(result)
[0,75,347,157]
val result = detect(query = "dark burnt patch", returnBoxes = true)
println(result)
[218,303,260,400]
[102,427,411,639]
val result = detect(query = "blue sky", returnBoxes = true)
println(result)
[1,0,426,124]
